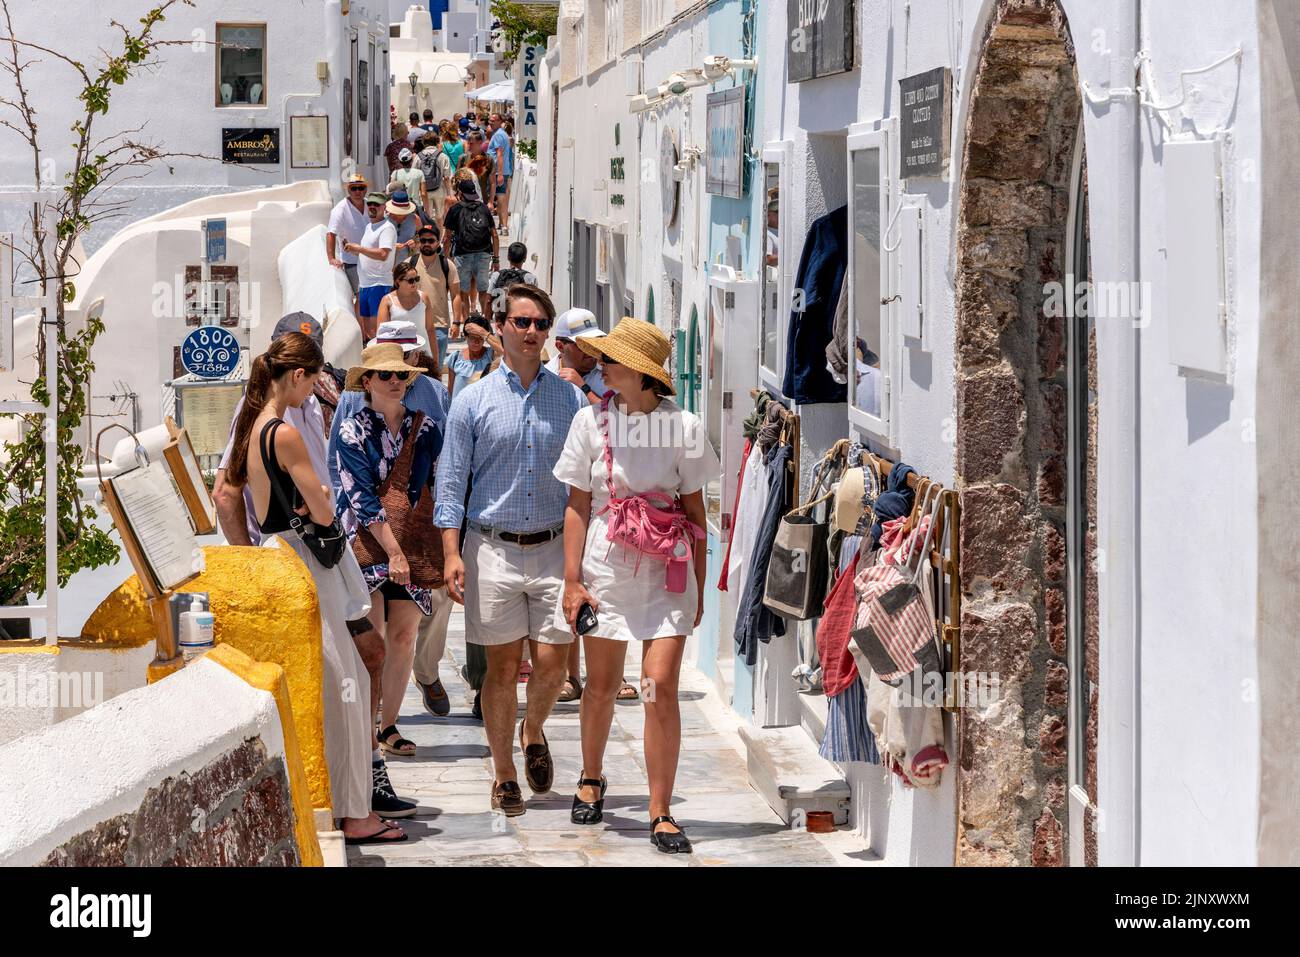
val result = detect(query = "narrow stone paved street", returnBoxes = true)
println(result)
[349,610,871,867]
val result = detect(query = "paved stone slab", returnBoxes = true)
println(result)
[347,610,858,868]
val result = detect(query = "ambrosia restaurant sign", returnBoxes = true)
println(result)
[222,128,280,164]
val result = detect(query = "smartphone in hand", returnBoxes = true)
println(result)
[575,602,599,636]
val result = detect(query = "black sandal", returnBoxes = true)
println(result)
[378,724,416,756]
[344,820,409,846]
[571,772,607,825]
[650,815,692,854]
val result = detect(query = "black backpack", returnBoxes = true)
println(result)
[455,200,493,252]
[419,148,443,192]
[493,267,528,289]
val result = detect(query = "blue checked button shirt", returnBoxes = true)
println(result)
[434,359,583,533]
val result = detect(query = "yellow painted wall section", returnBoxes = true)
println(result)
[207,644,324,868]
[82,544,331,810]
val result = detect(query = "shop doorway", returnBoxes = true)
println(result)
[953,0,1095,867]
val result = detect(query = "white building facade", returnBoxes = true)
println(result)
[0,0,393,252]
[536,0,1300,867]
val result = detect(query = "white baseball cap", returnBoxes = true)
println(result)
[374,319,427,352]
[553,308,604,342]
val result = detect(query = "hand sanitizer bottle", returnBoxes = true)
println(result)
[178,595,215,662]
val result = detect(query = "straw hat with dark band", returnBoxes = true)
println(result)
[577,316,675,394]
[344,342,424,392]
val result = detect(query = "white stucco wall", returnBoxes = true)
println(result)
[0,656,284,865]
[0,0,391,254]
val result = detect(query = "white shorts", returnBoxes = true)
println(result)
[463,529,573,646]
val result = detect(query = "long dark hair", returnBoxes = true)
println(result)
[226,332,324,486]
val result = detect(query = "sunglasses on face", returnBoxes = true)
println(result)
[349,185,367,192]
[507,316,553,332]
[401,276,420,285]
[366,202,383,209]
[601,354,620,366]
[371,370,411,382]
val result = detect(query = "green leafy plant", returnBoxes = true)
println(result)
[490,1,558,60]
[516,138,537,162]
[0,1,205,622]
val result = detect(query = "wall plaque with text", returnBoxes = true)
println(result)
[899,67,952,178]
[222,128,280,164]
[788,0,855,83]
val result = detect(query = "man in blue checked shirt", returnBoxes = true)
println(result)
[435,283,583,818]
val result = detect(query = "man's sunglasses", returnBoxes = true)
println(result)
[365,202,383,209]
[370,370,411,382]
[348,184,367,192]
[507,316,553,332]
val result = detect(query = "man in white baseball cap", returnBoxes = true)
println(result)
[545,308,607,406]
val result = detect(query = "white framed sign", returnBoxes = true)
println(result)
[290,115,329,169]
[705,87,745,199]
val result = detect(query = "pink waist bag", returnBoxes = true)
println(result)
[597,395,705,593]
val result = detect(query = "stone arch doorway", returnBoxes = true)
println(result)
[954,0,1095,866]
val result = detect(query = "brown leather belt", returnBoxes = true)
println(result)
[469,521,563,547]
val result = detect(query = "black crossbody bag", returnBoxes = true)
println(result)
[261,420,347,569]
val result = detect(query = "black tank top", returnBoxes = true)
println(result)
[257,419,303,535]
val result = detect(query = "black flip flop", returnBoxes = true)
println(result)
[344,820,409,846]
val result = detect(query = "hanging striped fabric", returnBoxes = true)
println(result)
[819,677,880,765]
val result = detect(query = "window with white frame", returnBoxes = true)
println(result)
[605,0,623,59]
[760,141,792,393]
[216,24,266,106]
[847,126,893,438]
[641,0,668,36]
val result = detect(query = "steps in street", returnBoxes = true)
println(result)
[738,724,851,826]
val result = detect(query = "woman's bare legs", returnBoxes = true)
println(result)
[577,635,628,803]
[641,636,686,833]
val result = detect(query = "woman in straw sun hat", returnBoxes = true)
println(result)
[551,317,720,854]
[336,342,446,764]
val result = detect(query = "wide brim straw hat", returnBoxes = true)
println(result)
[344,342,424,392]
[577,316,675,394]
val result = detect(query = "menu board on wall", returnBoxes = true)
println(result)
[788,0,855,82]
[899,67,953,179]
[290,115,329,169]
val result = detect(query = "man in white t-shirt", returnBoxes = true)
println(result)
[327,173,370,303]
[344,191,397,341]
[545,308,607,407]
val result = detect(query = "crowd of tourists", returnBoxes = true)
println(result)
[213,126,719,853]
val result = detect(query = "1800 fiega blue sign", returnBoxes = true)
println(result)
[181,326,240,378]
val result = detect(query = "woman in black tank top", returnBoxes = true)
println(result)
[225,332,407,846]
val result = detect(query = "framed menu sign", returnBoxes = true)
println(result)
[788,0,855,82]
[290,115,329,169]
[222,128,280,164]
[899,67,952,179]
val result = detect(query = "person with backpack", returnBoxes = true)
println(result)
[418,132,452,218]
[488,242,538,305]
[412,223,461,369]
[389,147,427,214]
[442,178,499,320]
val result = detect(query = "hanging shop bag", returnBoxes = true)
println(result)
[848,485,944,685]
[761,445,843,620]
